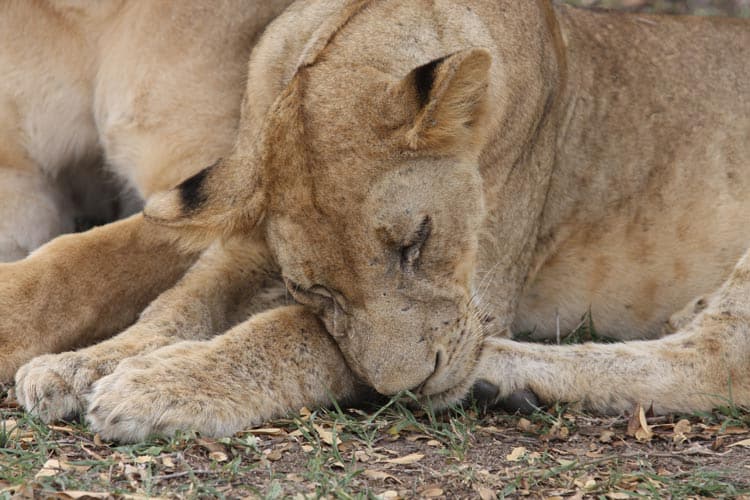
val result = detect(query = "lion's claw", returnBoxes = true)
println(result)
[85,352,247,443]
[470,379,541,414]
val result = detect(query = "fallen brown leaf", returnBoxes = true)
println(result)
[599,430,614,443]
[313,424,341,449]
[728,438,750,448]
[476,486,496,500]
[383,452,424,465]
[626,403,653,442]
[247,427,284,436]
[672,419,692,444]
[420,487,444,497]
[363,469,402,483]
[506,446,527,462]
[57,491,110,499]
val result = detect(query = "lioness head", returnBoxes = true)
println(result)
[145,0,511,404]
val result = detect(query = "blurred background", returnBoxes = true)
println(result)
[562,0,750,16]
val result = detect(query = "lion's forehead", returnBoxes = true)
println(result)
[295,0,496,146]
[319,0,494,73]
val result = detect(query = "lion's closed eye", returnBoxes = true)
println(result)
[283,277,337,311]
[400,215,432,272]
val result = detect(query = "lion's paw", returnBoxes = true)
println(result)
[470,380,541,414]
[15,353,99,422]
[86,354,250,443]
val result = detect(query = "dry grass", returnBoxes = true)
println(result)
[2,388,750,498]
[2,1,749,498]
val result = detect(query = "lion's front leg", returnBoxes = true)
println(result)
[477,252,750,414]
[15,237,278,422]
[85,305,361,443]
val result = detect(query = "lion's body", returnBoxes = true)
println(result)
[2,0,750,441]
[0,0,292,261]
[515,8,750,340]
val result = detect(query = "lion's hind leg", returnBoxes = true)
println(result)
[14,237,276,422]
[476,251,750,415]
[0,215,200,383]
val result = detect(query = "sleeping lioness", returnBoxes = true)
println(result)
[3,0,750,442]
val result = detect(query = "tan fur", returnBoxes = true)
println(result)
[5,0,750,441]
[0,0,293,262]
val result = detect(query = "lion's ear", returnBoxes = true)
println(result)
[143,156,266,249]
[144,74,306,250]
[401,48,492,153]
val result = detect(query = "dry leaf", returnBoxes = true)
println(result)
[161,456,176,468]
[48,425,77,434]
[33,458,90,478]
[599,430,614,443]
[605,493,630,500]
[380,491,399,499]
[674,419,692,434]
[248,427,284,435]
[57,491,110,499]
[420,487,444,497]
[313,424,341,449]
[506,446,527,462]
[644,402,655,418]
[122,495,170,500]
[383,453,424,465]
[35,459,62,478]
[541,422,569,441]
[477,486,496,500]
[477,425,501,434]
[728,438,750,448]
[209,451,229,462]
[123,464,141,477]
[364,469,402,483]
[574,478,597,490]
[517,418,532,432]
[673,419,692,444]
[196,437,229,462]
[626,403,653,442]
[697,424,747,435]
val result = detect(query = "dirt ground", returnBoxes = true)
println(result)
[2,1,750,498]
[2,391,750,498]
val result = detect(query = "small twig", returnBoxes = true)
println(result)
[153,470,214,481]
[80,444,106,461]
[555,309,561,345]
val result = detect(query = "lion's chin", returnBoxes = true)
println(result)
[415,363,480,411]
